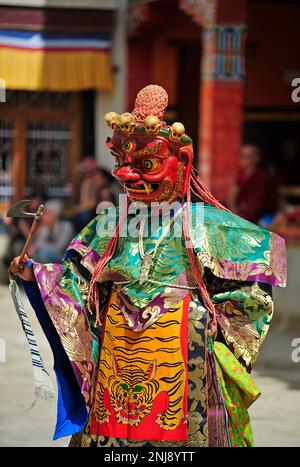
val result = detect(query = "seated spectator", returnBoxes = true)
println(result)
[29,200,73,263]
[229,144,279,224]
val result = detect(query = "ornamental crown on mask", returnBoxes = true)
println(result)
[104,85,193,203]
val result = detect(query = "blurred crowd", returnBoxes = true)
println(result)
[2,157,122,266]
[2,143,300,268]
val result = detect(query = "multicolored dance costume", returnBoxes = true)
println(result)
[22,86,286,447]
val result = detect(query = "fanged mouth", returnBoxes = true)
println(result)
[116,402,146,423]
[124,182,160,194]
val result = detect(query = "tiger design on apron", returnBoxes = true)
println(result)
[90,290,190,441]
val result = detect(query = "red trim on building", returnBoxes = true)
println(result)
[0,6,115,32]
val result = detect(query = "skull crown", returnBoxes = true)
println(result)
[144,115,161,134]
[169,122,185,142]
[103,111,189,144]
[119,113,137,134]
[104,112,120,130]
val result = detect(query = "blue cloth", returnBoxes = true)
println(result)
[22,281,87,440]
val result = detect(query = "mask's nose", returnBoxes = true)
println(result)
[126,401,137,411]
[114,165,141,183]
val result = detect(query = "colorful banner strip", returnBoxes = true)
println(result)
[0,29,113,91]
[0,29,111,51]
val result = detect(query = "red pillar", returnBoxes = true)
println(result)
[199,82,245,201]
[198,1,247,203]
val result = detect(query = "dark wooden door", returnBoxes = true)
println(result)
[178,43,201,160]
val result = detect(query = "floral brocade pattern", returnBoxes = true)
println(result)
[192,205,286,287]
[213,282,274,368]
[68,204,286,298]
[214,342,261,447]
[32,260,104,409]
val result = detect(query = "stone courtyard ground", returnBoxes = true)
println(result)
[0,284,299,447]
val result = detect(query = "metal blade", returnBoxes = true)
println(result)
[6,199,35,218]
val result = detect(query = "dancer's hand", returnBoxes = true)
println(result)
[9,255,35,281]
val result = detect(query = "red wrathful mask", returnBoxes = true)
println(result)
[104,85,193,203]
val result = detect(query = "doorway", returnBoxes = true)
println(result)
[177,42,201,160]
[0,91,81,212]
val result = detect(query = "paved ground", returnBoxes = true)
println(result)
[0,284,299,447]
